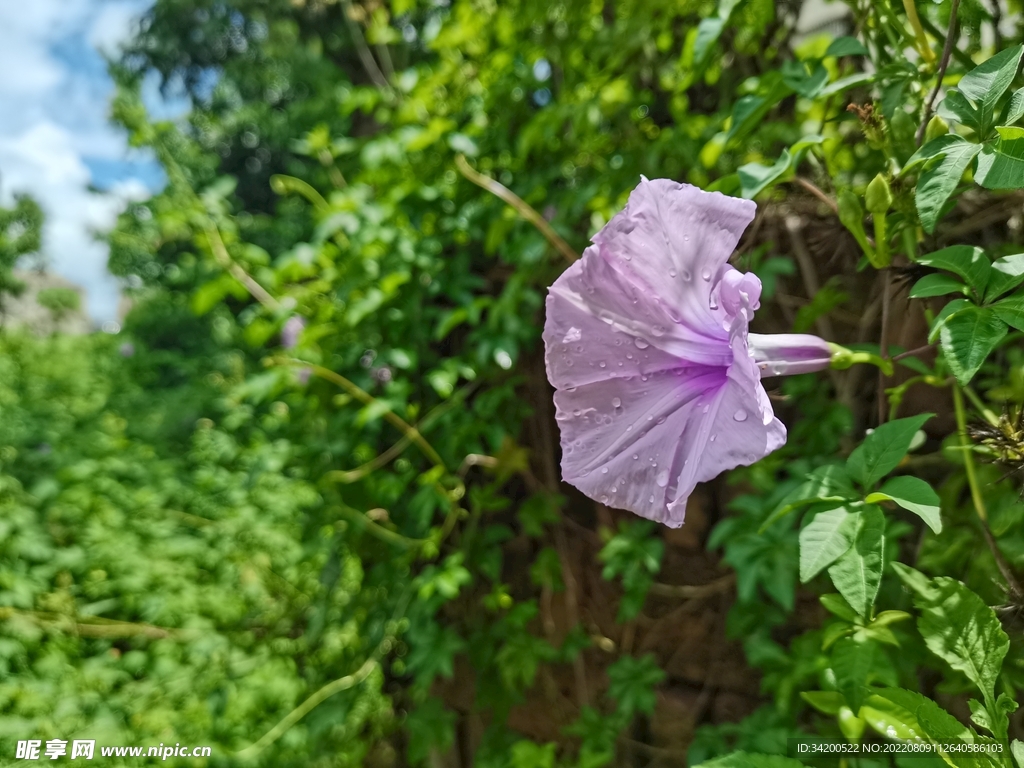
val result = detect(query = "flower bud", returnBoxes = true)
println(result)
[924,114,949,144]
[865,173,893,214]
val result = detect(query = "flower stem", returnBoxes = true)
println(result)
[902,0,937,64]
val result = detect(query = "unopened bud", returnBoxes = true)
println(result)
[865,173,893,214]
[924,114,949,144]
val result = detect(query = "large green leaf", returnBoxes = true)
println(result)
[939,306,1008,384]
[958,45,1024,131]
[892,565,1010,710]
[976,126,1024,190]
[916,246,992,295]
[799,507,859,582]
[846,414,933,489]
[908,136,983,233]
[938,89,984,135]
[985,253,1024,301]
[866,476,942,533]
[828,505,885,618]
[910,273,968,298]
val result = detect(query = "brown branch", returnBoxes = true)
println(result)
[647,573,736,600]
[455,155,579,264]
[791,177,839,215]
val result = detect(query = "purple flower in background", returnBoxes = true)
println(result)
[543,178,832,527]
[281,315,306,350]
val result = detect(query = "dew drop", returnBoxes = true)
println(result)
[600,495,609,503]
[601,467,609,474]
[626,425,633,431]
[633,454,639,460]
[710,434,717,442]
[612,397,622,408]
[656,471,669,487]
[657,417,665,425]
[649,495,655,503]
[651,325,666,337]
[573,409,581,417]
[709,296,718,310]
[733,409,748,422]
[702,404,710,414]
[771,362,789,376]
[669,268,677,277]
[701,267,712,281]
[683,234,690,242]
[681,269,692,281]
[599,361,606,368]
[626,353,633,360]
[562,327,582,343]
[634,338,649,349]
[647,415,654,421]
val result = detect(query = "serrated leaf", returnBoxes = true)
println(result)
[832,636,877,711]
[800,507,860,582]
[985,253,1024,300]
[892,565,1010,712]
[976,126,1024,190]
[908,137,983,233]
[847,414,934,488]
[866,475,942,533]
[828,505,885,618]
[910,273,968,298]
[939,306,1008,384]
[917,246,992,294]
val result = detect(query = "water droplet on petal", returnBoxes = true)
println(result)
[599,361,606,368]
[681,269,692,281]
[612,397,622,408]
[733,409,748,422]
[634,338,649,350]
[633,454,639,460]
[701,267,712,281]
[683,234,690,242]
[651,326,665,337]
[649,495,655,503]
[656,471,669,487]
[563,327,582,343]
[669,268,677,277]
[710,434,717,442]
[573,409,581,417]
[601,467,609,474]
[702,404,710,414]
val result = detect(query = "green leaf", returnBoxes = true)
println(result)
[892,565,1010,710]
[866,688,968,742]
[910,273,968,298]
[1005,89,1024,125]
[697,753,807,768]
[406,699,458,765]
[908,137,983,233]
[1011,739,1024,768]
[693,17,727,65]
[782,61,829,98]
[606,654,665,717]
[803,690,845,715]
[799,507,859,582]
[739,150,792,199]
[825,36,868,57]
[938,89,984,135]
[916,246,992,294]
[859,691,925,741]
[821,593,860,623]
[992,294,1024,331]
[928,298,972,343]
[866,476,942,533]
[827,505,885,618]
[958,45,1024,128]
[761,464,856,531]
[985,253,1024,300]
[819,72,874,96]
[832,636,877,711]
[847,414,934,488]
[939,306,1008,384]
[976,126,1024,189]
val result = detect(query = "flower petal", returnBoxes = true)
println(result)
[748,333,833,376]
[591,178,757,344]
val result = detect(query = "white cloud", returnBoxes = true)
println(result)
[0,0,159,322]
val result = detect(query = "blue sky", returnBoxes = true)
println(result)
[0,0,178,322]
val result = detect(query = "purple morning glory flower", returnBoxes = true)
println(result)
[281,315,306,349]
[543,178,831,527]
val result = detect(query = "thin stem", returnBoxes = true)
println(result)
[891,342,937,362]
[917,0,961,145]
[270,357,446,469]
[963,384,1000,428]
[792,177,839,215]
[455,155,578,264]
[878,270,892,424]
[204,223,281,311]
[335,506,423,549]
[952,383,987,522]
[339,0,391,91]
